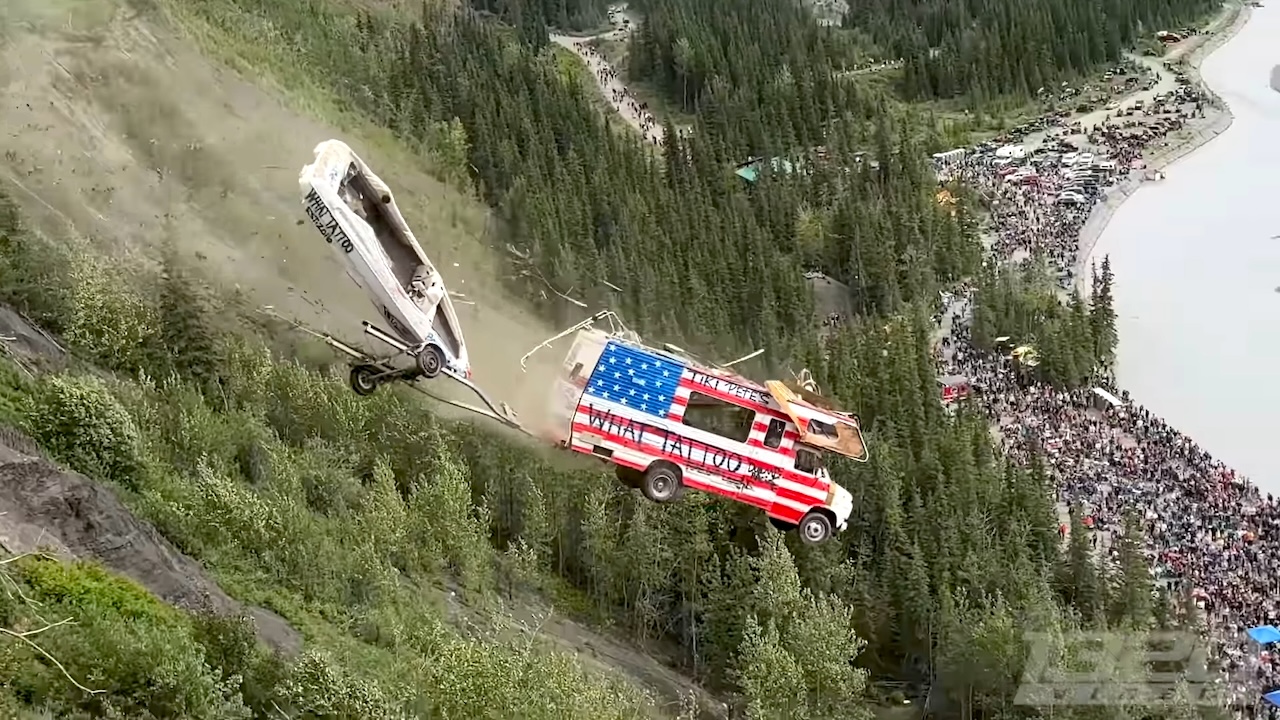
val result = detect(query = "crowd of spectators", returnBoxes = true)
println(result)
[937,65,1272,715]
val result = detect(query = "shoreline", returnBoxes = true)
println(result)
[1075,1,1252,294]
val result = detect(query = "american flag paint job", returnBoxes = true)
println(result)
[582,342,683,420]
[569,338,839,524]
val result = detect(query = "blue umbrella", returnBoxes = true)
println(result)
[1247,626,1280,645]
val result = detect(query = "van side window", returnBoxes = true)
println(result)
[569,362,584,380]
[807,418,837,439]
[683,392,754,443]
[763,419,786,449]
[795,447,823,475]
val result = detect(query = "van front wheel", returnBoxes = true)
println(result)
[641,464,683,503]
[797,511,833,545]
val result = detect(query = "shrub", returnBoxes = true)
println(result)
[60,254,158,376]
[276,650,398,719]
[0,205,74,333]
[11,557,249,719]
[25,375,144,489]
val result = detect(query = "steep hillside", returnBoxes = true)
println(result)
[0,0,721,713]
[0,0,564,425]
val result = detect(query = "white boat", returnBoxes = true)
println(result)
[298,140,470,380]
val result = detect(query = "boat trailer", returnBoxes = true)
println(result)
[260,308,527,433]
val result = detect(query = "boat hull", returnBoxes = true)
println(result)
[299,140,470,379]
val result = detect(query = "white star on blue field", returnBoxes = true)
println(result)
[583,343,685,418]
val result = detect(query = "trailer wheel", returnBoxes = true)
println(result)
[416,344,445,378]
[641,463,683,503]
[350,365,381,396]
[797,511,833,545]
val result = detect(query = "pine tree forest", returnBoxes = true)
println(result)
[0,0,1226,715]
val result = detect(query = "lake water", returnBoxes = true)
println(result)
[1092,2,1280,494]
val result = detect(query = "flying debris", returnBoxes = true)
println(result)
[503,244,597,308]
[522,310,867,545]
[286,139,523,430]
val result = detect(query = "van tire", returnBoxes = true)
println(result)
[797,511,833,545]
[615,466,643,488]
[641,463,683,503]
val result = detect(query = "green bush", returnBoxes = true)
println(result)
[9,557,249,719]
[25,375,144,489]
[277,650,398,719]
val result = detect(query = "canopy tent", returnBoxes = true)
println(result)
[1248,625,1280,645]
[735,157,799,183]
[1264,690,1280,708]
[1092,387,1126,408]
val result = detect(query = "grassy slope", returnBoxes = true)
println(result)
[0,0,727,712]
[0,187,686,716]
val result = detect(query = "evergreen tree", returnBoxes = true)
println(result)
[1091,256,1119,367]
[1109,512,1154,629]
[1059,506,1105,623]
[155,245,221,390]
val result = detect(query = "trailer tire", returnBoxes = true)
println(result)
[416,344,445,378]
[641,463,683,503]
[350,365,381,396]
[797,510,834,545]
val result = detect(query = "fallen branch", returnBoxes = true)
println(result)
[0,618,101,695]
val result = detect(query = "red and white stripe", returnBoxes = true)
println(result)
[572,397,829,523]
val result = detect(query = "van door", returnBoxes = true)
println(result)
[770,444,826,523]
[549,331,609,443]
[741,414,789,508]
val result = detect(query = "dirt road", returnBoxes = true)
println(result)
[1074,52,1181,130]
[550,7,665,145]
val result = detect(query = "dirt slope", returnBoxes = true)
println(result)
[0,0,564,429]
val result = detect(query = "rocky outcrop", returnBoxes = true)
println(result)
[0,428,302,656]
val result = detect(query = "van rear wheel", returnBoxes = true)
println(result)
[641,464,683,503]
[797,511,833,545]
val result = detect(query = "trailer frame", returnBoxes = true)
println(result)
[260,308,527,433]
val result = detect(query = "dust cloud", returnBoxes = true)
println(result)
[0,0,571,436]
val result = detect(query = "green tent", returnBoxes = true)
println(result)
[734,157,797,183]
